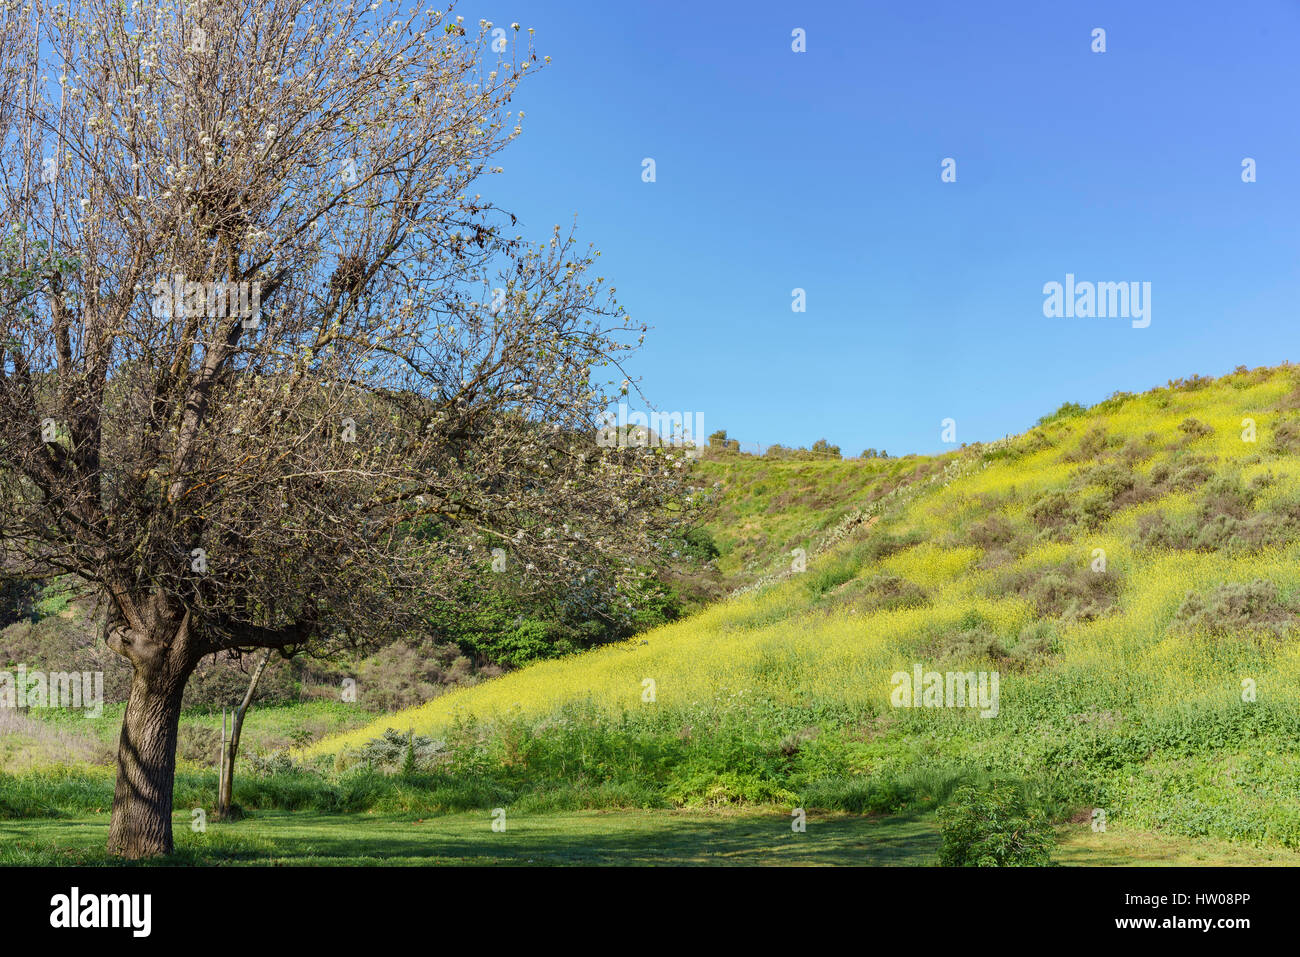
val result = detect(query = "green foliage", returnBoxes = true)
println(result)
[763,442,843,462]
[350,728,445,773]
[810,438,841,459]
[1271,418,1300,454]
[857,574,929,612]
[1172,580,1296,639]
[997,561,1121,623]
[1138,475,1300,554]
[707,429,740,453]
[1093,390,1136,414]
[805,559,858,599]
[422,566,685,668]
[1036,401,1086,426]
[1177,417,1214,440]
[937,783,1055,866]
[0,227,82,323]
[670,526,720,563]
[30,580,74,619]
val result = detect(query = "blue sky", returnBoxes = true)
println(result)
[462,0,1300,455]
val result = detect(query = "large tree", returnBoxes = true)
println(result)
[0,0,684,857]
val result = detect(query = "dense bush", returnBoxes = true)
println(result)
[857,529,925,564]
[671,526,720,563]
[355,640,488,712]
[1062,426,1113,463]
[926,625,1012,666]
[1271,418,1300,454]
[965,514,1027,565]
[1036,401,1087,426]
[1176,417,1214,441]
[761,441,842,461]
[1167,374,1214,392]
[856,574,929,612]
[1007,621,1060,666]
[1118,433,1159,466]
[1138,475,1300,553]
[1028,490,1078,534]
[352,728,447,773]
[1172,580,1297,640]
[938,783,1055,867]
[1148,456,1214,492]
[996,562,1120,623]
[925,620,1058,671]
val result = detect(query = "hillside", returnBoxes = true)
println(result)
[299,364,1298,850]
[689,451,947,590]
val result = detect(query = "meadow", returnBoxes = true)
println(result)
[5,365,1300,864]
[6,808,1295,866]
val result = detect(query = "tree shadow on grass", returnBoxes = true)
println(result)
[198,808,942,866]
[2,808,942,866]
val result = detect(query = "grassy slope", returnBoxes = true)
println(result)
[1,701,372,774]
[689,452,945,586]
[307,364,1300,858]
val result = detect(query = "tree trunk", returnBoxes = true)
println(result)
[217,650,271,819]
[106,604,200,859]
[107,662,191,858]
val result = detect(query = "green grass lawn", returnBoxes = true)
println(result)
[0,808,940,866]
[4,808,1296,866]
[1054,822,1300,866]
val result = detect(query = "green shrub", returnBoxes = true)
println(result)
[806,559,858,599]
[1006,621,1060,667]
[1152,457,1214,492]
[1271,418,1300,454]
[926,625,1011,666]
[1036,401,1086,427]
[1172,580,1297,640]
[856,529,925,564]
[965,514,1022,553]
[1093,390,1136,414]
[1062,426,1111,463]
[938,783,1055,866]
[996,561,1120,623]
[1176,417,1214,441]
[1028,490,1078,533]
[674,526,720,562]
[858,574,929,612]
[1074,463,1138,496]
[1139,475,1300,554]
[354,728,447,772]
[1118,433,1159,466]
